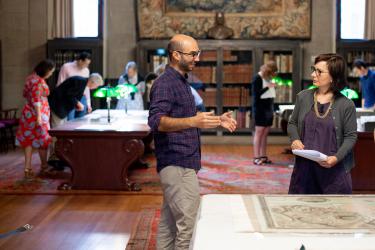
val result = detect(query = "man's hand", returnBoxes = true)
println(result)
[87,106,92,113]
[319,156,338,168]
[220,111,237,132]
[76,101,84,111]
[191,111,221,129]
[291,140,304,150]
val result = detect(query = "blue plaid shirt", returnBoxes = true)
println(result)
[148,65,201,172]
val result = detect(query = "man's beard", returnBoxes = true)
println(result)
[179,60,193,72]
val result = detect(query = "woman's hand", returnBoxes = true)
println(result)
[319,156,338,168]
[291,140,304,150]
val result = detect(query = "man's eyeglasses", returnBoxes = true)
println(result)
[311,66,329,76]
[175,50,201,58]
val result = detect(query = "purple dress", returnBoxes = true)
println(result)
[288,102,352,194]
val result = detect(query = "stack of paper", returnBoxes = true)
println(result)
[292,149,328,162]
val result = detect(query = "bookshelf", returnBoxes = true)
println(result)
[337,40,375,107]
[137,40,302,134]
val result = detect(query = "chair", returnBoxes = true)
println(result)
[0,108,19,150]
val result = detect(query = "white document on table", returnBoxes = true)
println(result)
[292,149,328,162]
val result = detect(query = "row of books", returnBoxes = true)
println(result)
[229,109,251,129]
[264,53,293,73]
[223,64,253,83]
[346,51,375,64]
[191,64,253,84]
[192,66,216,84]
[222,109,284,130]
[222,88,251,106]
[198,87,251,107]
[199,50,238,62]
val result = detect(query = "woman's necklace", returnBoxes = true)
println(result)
[314,91,333,119]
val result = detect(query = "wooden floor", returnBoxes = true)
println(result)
[0,195,162,250]
[0,143,289,250]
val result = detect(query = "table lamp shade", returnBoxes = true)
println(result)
[93,86,119,98]
[114,84,138,97]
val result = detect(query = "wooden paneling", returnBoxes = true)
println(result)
[352,132,375,191]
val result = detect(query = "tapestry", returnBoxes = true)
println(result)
[137,0,311,39]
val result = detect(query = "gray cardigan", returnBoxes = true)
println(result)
[287,89,357,171]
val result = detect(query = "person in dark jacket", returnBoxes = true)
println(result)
[251,61,278,165]
[288,53,357,194]
[49,73,103,127]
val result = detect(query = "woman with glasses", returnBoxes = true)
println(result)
[251,61,278,165]
[288,53,357,194]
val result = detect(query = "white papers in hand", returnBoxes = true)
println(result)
[292,149,328,162]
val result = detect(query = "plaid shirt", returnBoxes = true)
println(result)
[148,65,201,172]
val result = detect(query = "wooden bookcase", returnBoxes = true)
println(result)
[137,40,302,134]
[47,38,103,109]
[337,41,375,107]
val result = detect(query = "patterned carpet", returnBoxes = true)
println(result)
[0,145,294,194]
[126,208,160,250]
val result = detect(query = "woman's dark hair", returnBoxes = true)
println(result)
[314,53,347,94]
[34,59,55,78]
[145,72,158,83]
[76,51,91,61]
[353,59,368,69]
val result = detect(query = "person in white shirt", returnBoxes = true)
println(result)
[116,61,145,111]
[56,52,91,120]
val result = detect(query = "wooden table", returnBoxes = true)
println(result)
[49,110,150,191]
[192,194,375,250]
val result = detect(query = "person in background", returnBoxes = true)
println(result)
[353,59,375,109]
[49,74,103,127]
[148,34,237,250]
[15,60,55,178]
[116,61,145,110]
[251,61,278,165]
[56,51,92,119]
[145,72,158,108]
[288,53,357,194]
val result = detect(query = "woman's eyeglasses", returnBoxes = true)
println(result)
[311,66,329,76]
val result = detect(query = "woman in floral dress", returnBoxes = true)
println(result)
[15,60,55,178]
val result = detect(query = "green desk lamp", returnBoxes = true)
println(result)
[114,84,138,114]
[93,86,119,123]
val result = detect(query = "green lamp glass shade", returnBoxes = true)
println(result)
[340,88,359,99]
[93,86,119,98]
[114,84,138,98]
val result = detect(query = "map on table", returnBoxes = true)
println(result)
[243,195,375,233]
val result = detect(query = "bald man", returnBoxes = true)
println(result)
[148,34,237,249]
